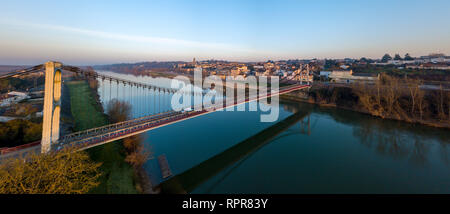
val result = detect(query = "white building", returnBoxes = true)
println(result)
[0,91,30,107]
[8,91,27,97]
[328,70,379,83]
[340,65,350,70]
[0,116,18,122]
[319,71,332,79]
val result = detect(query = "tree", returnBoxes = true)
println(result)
[382,75,401,118]
[437,85,446,121]
[12,103,38,117]
[404,53,414,61]
[406,79,421,117]
[394,54,402,60]
[107,99,132,123]
[448,91,450,122]
[374,77,385,117]
[85,67,99,90]
[123,135,151,169]
[106,99,151,169]
[353,83,375,114]
[416,87,426,120]
[0,119,42,147]
[0,147,101,194]
[324,59,337,70]
[381,54,392,62]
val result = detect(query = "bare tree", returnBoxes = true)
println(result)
[354,83,374,114]
[383,75,400,118]
[107,99,132,123]
[448,91,450,122]
[375,77,384,117]
[416,87,426,121]
[407,79,421,117]
[438,85,446,121]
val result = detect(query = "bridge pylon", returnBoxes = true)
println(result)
[41,61,62,153]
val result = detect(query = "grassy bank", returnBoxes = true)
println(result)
[66,80,138,194]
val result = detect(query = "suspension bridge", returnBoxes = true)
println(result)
[0,61,311,159]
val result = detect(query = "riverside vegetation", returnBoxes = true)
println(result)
[285,74,450,128]
[0,147,101,194]
[70,69,151,193]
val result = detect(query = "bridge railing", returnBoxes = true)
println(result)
[58,111,180,143]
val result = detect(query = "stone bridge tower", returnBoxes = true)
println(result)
[41,61,62,153]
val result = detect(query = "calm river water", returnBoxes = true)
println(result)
[97,71,450,194]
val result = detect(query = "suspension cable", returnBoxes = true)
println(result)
[109,79,112,103]
[158,89,161,114]
[153,89,156,115]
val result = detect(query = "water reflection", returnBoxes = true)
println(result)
[159,104,313,193]
[313,105,450,167]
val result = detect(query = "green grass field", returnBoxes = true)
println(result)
[66,81,138,194]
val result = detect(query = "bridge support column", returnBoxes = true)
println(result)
[41,61,62,153]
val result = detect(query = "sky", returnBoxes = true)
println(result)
[0,0,449,65]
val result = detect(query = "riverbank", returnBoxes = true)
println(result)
[66,80,140,193]
[281,87,450,129]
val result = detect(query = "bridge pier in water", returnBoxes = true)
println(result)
[41,61,62,153]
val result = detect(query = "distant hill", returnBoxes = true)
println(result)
[0,65,29,74]
[93,61,185,75]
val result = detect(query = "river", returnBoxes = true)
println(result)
[97,72,450,194]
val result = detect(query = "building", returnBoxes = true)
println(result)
[328,70,353,81]
[230,66,248,76]
[406,63,450,70]
[0,91,30,107]
[0,116,18,122]
[319,71,332,79]
[328,70,379,83]
[340,64,350,70]
[264,62,275,70]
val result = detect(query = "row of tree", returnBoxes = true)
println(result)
[0,76,44,94]
[0,119,42,148]
[309,74,450,126]
[354,74,449,124]
[381,53,414,62]
[106,99,151,192]
[107,99,150,169]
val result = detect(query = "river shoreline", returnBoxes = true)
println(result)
[67,80,152,193]
[280,93,450,129]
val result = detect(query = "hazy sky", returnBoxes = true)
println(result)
[1,0,449,65]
